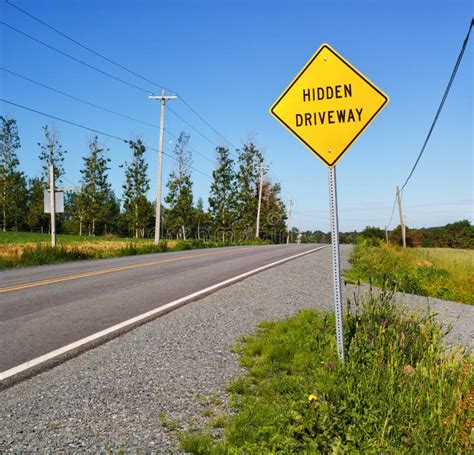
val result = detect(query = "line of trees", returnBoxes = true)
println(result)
[0,116,288,242]
[300,221,473,249]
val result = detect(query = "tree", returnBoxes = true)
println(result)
[102,189,121,236]
[79,136,113,236]
[235,142,263,239]
[165,132,194,240]
[38,124,67,184]
[0,116,27,231]
[208,146,238,241]
[194,197,212,240]
[258,180,287,243]
[64,191,86,235]
[360,226,385,241]
[25,177,49,232]
[122,139,151,238]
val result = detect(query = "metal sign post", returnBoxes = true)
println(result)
[328,166,344,360]
[269,43,388,362]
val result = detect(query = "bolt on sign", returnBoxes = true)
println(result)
[270,43,388,167]
[269,44,389,361]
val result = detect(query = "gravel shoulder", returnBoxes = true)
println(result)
[1,244,472,453]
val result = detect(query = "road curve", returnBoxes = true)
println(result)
[0,244,325,378]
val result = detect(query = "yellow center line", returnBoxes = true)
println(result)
[0,246,262,294]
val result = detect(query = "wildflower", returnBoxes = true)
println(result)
[403,364,416,376]
[308,394,318,403]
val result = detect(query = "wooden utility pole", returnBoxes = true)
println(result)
[49,164,56,247]
[396,186,406,248]
[149,90,177,244]
[384,225,389,243]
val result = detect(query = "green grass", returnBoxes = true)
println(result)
[345,241,474,305]
[0,231,150,244]
[0,231,271,269]
[179,292,473,453]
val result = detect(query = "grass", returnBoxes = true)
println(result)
[0,231,270,269]
[178,291,473,453]
[0,231,153,244]
[345,241,474,305]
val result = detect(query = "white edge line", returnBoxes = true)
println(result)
[0,246,327,382]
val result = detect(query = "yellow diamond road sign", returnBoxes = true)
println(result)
[270,43,389,167]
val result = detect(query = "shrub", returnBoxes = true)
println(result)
[179,292,473,453]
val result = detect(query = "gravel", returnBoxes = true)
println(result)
[1,244,472,453]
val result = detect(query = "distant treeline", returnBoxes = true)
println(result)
[0,117,287,242]
[299,220,473,249]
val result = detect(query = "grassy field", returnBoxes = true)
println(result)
[345,242,474,305]
[177,292,473,453]
[0,232,268,269]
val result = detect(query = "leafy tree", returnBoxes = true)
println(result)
[360,226,385,241]
[258,180,287,243]
[194,197,212,240]
[165,132,194,240]
[25,177,49,232]
[208,146,238,241]
[102,189,121,235]
[38,124,67,183]
[235,142,263,239]
[64,191,86,235]
[79,136,113,236]
[0,116,27,231]
[122,139,151,238]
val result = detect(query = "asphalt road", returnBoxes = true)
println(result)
[0,244,323,376]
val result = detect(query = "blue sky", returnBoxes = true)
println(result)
[1,0,472,232]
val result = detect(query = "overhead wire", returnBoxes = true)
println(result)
[386,18,473,229]
[3,1,292,200]
[400,18,473,191]
[1,67,159,129]
[1,20,229,166]
[3,0,237,149]
[0,21,151,94]
[4,0,174,93]
[2,67,216,166]
[0,98,213,180]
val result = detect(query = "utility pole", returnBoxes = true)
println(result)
[396,186,406,248]
[384,225,389,244]
[255,164,268,239]
[286,197,293,244]
[49,163,56,247]
[149,90,177,244]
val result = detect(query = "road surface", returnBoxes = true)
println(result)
[0,244,324,380]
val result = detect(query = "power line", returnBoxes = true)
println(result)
[386,196,397,229]
[386,18,473,229]
[178,97,238,149]
[4,0,236,149]
[1,67,159,129]
[0,98,213,180]
[1,20,233,165]
[4,0,174,93]
[3,1,291,198]
[0,21,151,94]
[400,18,473,191]
[2,67,216,168]
[163,128,215,165]
[167,106,220,148]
